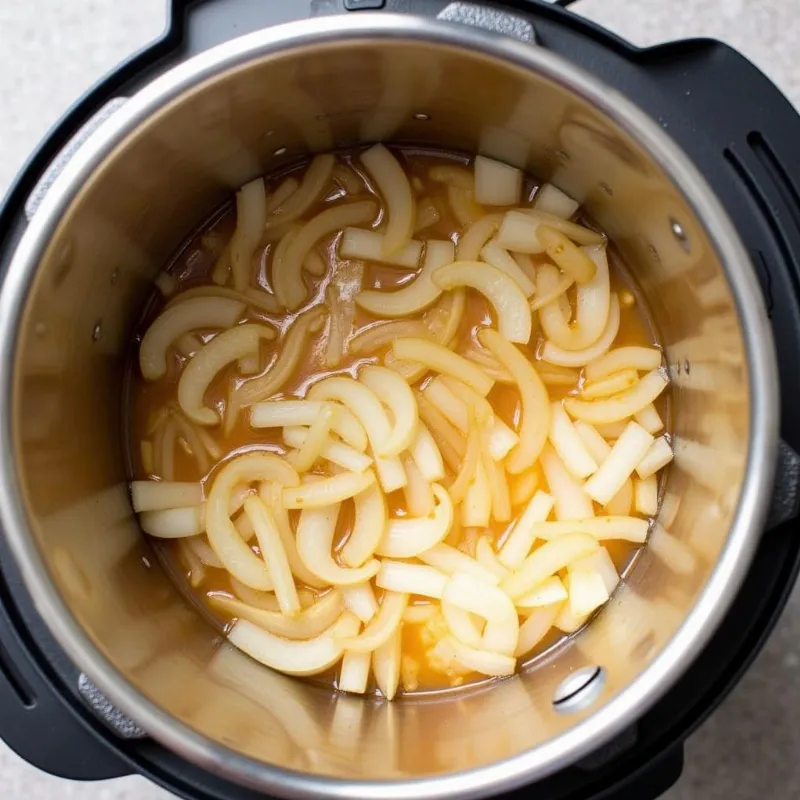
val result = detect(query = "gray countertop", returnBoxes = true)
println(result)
[1,1,799,798]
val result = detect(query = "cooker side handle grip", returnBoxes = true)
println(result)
[767,440,800,531]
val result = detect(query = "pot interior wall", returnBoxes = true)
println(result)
[11,33,749,781]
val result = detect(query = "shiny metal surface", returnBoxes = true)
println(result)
[0,12,778,800]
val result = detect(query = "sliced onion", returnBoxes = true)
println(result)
[585,346,663,382]
[570,547,620,595]
[593,419,630,439]
[515,576,568,609]
[605,483,632,521]
[539,443,595,521]
[529,516,650,544]
[338,648,371,695]
[635,474,659,516]
[554,602,590,634]
[480,240,536,297]
[415,391,466,472]
[475,536,510,581]
[264,154,335,229]
[359,365,418,457]
[271,225,304,310]
[304,248,327,278]
[450,639,516,677]
[456,213,504,261]
[448,185,485,228]
[498,490,555,569]
[155,271,178,296]
[636,435,674,479]
[140,297,245,381]
[175,333,203,358]
[478,328,550,473]
[131,481,202,512]
[461,344,514,384]
[349,320,431,355]
[510,470,539,507]
[211,242,232,286]
[515,602,561,658]
[340,227,422,268]
[442,602,484,647]
[332,163,363,195]
[582,369,639,400]
[374,454,408,493]
[340,481,387,568]
[529,270,575,312]
[265,175,300,214]
[533,183,579,219]
[479,430,512,523]
[342,583,379,623]
[372,627,402,700]
[376,485,453,558]
[376,561,448,599]
[566,567,610,618]
[414,197,441,232]
[537,226,597,284]
[425,286,466,346]
[429,164,473,188]
[432,262,532,344]
[423,377,482,432]
[461,459,492,528]
[633,403,664,435]
[169,284,280,315]
[583,422,654,505]
[574,420,612,464]
[324,286,354,369]
[338,590,408,652]
[564,369,669,425]
[283,427,372,473]
[229,578,280,610]
[497,209,604,253]
[418,543,500,585]
[474,155,521,206]
[283,469,376,509]
[231,177,267,291]
[402,455,435,517]
[227,611,359,676]
[403,603,439,624]
[549,401,599,480]
[139,506,205,538]
[648,523,696,575]
[448,421,482,504]
[409,423,446,483]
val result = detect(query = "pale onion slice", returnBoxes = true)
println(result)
[403,603,439,624]
[171,409,217,469]
[278,201,378,310]
[359,365,418,457]
[175,333,203,358]
[376,561,448,599]
[461,345,514,384]
[515,602,561,658]
[265,176,300,214]
[604,478,634,516]
[512,251,537,282]
[426,286,467,348]
[333,163,363,195]
[271,225,304,310]
[566,567,609,618]
[415,391,466,473]
[539,443,595,520]
[564,369,670,425]
[291,408,336,474]
[456,213,504,261]
[635,475,659,516]
[500,533,600,600]
[448,420,482,504]
[429,164,473,188]
[360,144,415,255]
[515,576,568,609]
[417,544,500,585]
[443,572,518,646]
[533,183,579,219]
[325,287,355,368]
[448,184,485,228]
[339,648,371,695]
[475,536,510,581]
[229,578,280,610]
[139,297,245,381]
[510,470,539,507]
[633,403,664,435]
[242,287,283,315]
[537,248,609,351]
[208,589,342,639]
[541,295,621,368]
[264,153,335,229]
[450,639,516,677]
[206,452,299,590]
[497,209,604,253]
[155,271,178,296]
[409,423,446,483]
[575,421,613,463]
[168,284,279,315]
[414,197,441,232]
[570,547,620,594]
[474,155,522,205]
[284,470,376,510]
[211,242,232,286]
[393,337,494,395]
[251,400,367,451]
[549,401,599,480]
[584,422,654,505]
[498,490,555,569]
[530,270,575,312]
[423,377,486,431]
[442,602,484,647]
[340,227,423,268]
[179,324,275,425]
[131,481,202,513]
[349,320,432,355]
[462,459,492,528]
[529,516,650,544]
[581,369,639,400]
[402,455,435,517]
[376,485,453,558]
[432,262,532,345]
[585,346,663,381]
[139,506,205,538]
[480,240,537,297]
[374,455,408,493]
[238,351,261,375]
[283,427,372,473]
[593,420,630,439]
[307,376,394,457]
[228,611,359,676]
[373,627,402,700]
[340,482,387,568]
[478,328,550,473]
[554,603,590,634]
[537,226,597,284]
[338,591,408,652]
[305,248,327,277]
[537,363,581,387]
[231,307,327,411]
[355,239,453,318]
[180,540,206,588]
[342,583,379,623]
[231,177,267,291]
[636,436,674,479]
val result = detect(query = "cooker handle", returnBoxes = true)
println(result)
[767,440,800,531]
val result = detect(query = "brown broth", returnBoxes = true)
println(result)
[126,147,666,696]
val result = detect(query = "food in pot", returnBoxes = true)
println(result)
[128,145,671,699]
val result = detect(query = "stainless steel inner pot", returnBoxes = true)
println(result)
[0,11,779,800]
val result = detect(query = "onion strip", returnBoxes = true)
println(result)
[283,469,376,509]
[264,154,335,229]
[564,369,669,424]
[393,338,494,395]
[338,590,408,652]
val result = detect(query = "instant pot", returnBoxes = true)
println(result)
[2,1,800,798]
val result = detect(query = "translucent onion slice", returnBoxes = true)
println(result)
[340,227,423,268]
[340,482,387,568]
[206,452,299,590]
[415,391,466,472]
[585,346,663,382]
[636,436,674,479]
[355,239,453,318]
[402,455,435,517]
[342,583,378,623]
[529,516,650,544]
[305,248,327,278]
[229,578,280,610]
[498,490,555,569]
[635,474,659,516]
[515,602,562,658]
[581,369,639,400]
[432,262,532,344]
[209,589,342,639]
[515,576,568,609]
[443,572,518,636]
[359,365,419,457]
[549,401,599,480]
[296,502,380,585]
[360,144,415,255]
[583,422,654,505]
[271,225,304,310]
[539,443,595,521]
[633,403,664,435]
[475,536,510,581]
[211,242,232,286]
[373,627,402,700]
[139,506,205,538]
[425,287,467,346]
[554,603,590,634]
[480,240,536,297]
[414,197,440,232]
[451,639,516,677]
[139,297,245,381]
[403,603,438,624]
[290,405,336,473]
[423,377,488,431]
[324,287,354,369]
[474,155,522,206]
[497,209,604,253]
[566,567,609,618]
[349,320,432,355]
[564,369,670,425]
[536,363,580,387]
[131,481,202,513]
[228,611,360,676]
[570,547,620,595]
[339,648,371,695]
[283,469,376,509]
[529,269,575,312]
[448,185,485,228]
[442,602,484,647]
[231,177,267,291]
[179,324,275,425]
[510,470,539,508]
[478,328,550,473]
[409,423,446,482]
[479,429,512,522]
[541,295,620,368]
[376,561,448,599]
[461,345,514,384]
[461,459,492,528]
[429,164,473,188]
[604,478,633,516]
[593,420,630,439]
[264,153,335,229]
[251,400,367,451]
[376,485,453,558]
[168,284,280,315]
[155,271,178,296]
[500,533,600,600]
[338,590,408,652]
[456,213,503,261]
[238,351,261,376]
[179,541,206,588]
[265,176,300,214]
[333,163,363,195]
[417,543,500,585]
[283,427,372,473]
[448,421,482,504]
[533,183,579,219]
[537,226,597,284]
[175,333,203,358]
[374,454,409,493]
[393,337,494,395]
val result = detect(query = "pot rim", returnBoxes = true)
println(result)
[0,13,779,800]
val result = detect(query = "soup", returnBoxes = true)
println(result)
[126,146,671,698]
